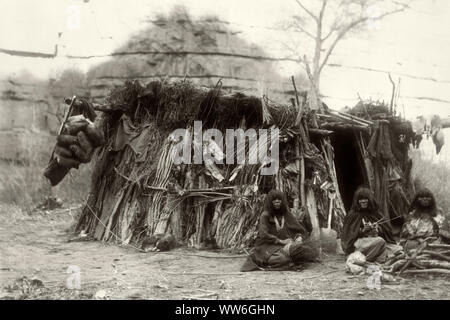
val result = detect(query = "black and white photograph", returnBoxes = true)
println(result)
[0,0,449,306]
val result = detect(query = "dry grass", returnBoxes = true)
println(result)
[410,149,450,217]
[0,136,92,209]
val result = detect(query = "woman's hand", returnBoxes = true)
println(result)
[367,227,379,237]
[362,222,373,233]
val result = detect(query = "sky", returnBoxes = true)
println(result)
[1,0,449,119]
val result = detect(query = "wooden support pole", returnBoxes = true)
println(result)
[195,175,207,245]
[291,75,307,207]
[319,122,370,133]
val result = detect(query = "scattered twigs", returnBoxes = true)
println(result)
[416,259,450,270]
[399,242,427,275]
[385,259,408,273]
[402,269,450,275]
[421,250,450,262]
[428,244,450,250]
[384,253,405,267]
[384,237,450,276]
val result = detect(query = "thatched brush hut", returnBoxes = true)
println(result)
[71,79,413,249]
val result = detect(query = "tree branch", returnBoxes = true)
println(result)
[280,40,305,62]
[321,23,338,42]
[294,0,318,22]
[318,5,409,75]
[316,0,328,39]
[288,18,316,39]
[321,13,343,43]
[318,0,328,23]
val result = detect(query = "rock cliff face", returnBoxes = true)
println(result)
[87,12,288,102]
[0,73,89,161]
[0,78,51,161]
[1,10,298,161]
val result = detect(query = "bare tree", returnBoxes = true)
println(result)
[285,0,411,101]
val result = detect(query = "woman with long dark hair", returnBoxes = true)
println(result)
[240,190,318,271]
[400,188,442,249]
[341,187,397,262]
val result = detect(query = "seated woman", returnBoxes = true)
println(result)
[400,188,444,250]
[240,190,319,271]
[341,187,398,263]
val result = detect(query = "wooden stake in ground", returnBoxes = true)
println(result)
[320,192,337,253]
[291,75,306,207]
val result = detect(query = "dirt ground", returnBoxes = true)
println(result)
[0,204,449,300]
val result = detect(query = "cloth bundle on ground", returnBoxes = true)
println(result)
[241,190,319,272]
[346,251,366,274]
[44,99,105,186]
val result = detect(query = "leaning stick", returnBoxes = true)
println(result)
[291,75,306,206]
[49,95,77,163]
[300,150,306,206]
[291,75,303,121]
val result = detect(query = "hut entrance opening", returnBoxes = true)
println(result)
[331,129,367,211]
